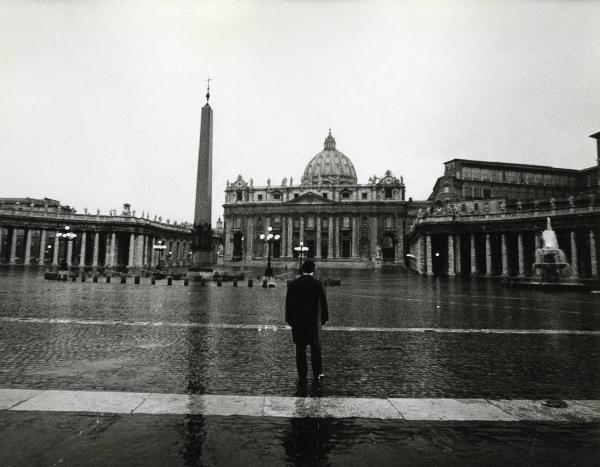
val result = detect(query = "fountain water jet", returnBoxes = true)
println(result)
[532,218,571,282]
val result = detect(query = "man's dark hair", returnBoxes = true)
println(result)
[301,259,315,274]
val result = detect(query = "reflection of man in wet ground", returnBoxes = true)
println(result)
[285,259,329,383]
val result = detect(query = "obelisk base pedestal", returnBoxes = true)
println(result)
[188,250,214,279]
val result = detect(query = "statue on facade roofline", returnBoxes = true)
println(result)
[226,179,230,188]
[290,177,293,186]
[267,177,271,187]
[249,178,253,187]
[282,177,287,186]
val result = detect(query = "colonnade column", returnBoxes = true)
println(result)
[590,229,597,278]
[315,217,321,258]
[501,233,508,276]
[470,234,476,275]
[128,233,135,268]
[52,234,59,265]
[39,230,47,265]
[80,232,87,267]
[9,229,17,264]
[425,235,433,276]
[455,235,461,275]
[136,234,144,267]
[448,234,455,276]
[327,216,333,259]
[395,217,404,262]
[66,239,73,267]
[485,234,491,275]
[246,217,254,260]
[109,232,116,267]
[92,232,99,267]
[417,236,424,274]
[517,233,525,277]
[24,229,32,264]
[570,230,578,278]
[287,217,293,257]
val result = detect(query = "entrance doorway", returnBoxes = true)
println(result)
[232,232,243,261]
[381,233,395,262]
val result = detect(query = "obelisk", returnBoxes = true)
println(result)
[191,81,214,267]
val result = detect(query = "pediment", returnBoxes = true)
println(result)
[286,192,335,204]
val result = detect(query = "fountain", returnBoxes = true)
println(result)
[532,217,571,283]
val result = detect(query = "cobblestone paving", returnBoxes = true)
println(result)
[2,321,600,399]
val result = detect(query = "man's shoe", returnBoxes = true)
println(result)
[314,373,325,382]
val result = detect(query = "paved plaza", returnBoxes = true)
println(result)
[1,267,600,465]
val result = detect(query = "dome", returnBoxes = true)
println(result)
[301,131,358,185]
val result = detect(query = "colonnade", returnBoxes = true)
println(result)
[223,213,405,262]
[412,228,598,278]
[0,226,192,269]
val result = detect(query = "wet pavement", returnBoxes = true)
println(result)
[1,266,600,465]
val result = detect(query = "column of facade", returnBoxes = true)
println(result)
[327,215,333,259]
[370,216,378,259]
[0,228,3,261]
[224,219,232,260]
[590,229,597,278]
[279,218,286,258]
[425,235,433,276]
[24,229,32,264]
[80,232,87,267]
[299,216,305,247]
[92,232,100,267]
[9,228,18,264]
[485,234,491,275]
[501,233,508,276]
[455,235,461,274]
[517,233,525,277]
[351,216,358,258]
[570,230,578,278]
[38,230,47,265]
[246,217,254,260]
[335,216,341,258]
[315,217,322,258]
[470,234,476,275]
[134,234,143,267]
[66,239,73,267]
[447,234,455,276]
[287,217,294,257]
[52,233,60,266]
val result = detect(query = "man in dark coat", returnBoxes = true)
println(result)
[285,259,329,382]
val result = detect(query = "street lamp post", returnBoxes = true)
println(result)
[293,241,309,273]
[259,226,280,278]
[153,240,167,269]
[56,225,77,270]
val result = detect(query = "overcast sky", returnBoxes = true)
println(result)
[1,0,599,224]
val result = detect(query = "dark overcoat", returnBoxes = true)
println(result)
[285,274,329,345]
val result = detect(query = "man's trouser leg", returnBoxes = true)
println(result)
[310,343,322,377]
[295,344,308,379]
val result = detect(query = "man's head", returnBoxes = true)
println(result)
[301,259,315,274]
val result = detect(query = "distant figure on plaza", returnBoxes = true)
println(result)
[285,259,329,383]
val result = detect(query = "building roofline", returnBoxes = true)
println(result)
[443,158,582,173]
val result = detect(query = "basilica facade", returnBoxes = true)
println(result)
[222,131,416,265]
